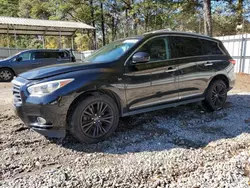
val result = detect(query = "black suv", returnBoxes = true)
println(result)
[12,31,235,143]
[0,49,75,82]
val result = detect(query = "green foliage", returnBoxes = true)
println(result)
[75,33,91,51]
[0,0,19,17]
[0,0,249,50]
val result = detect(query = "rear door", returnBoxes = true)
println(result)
[170,36,205,99]
[36,51,58,67]
[196,38,230,90]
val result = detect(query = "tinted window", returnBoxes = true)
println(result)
[58,51,69,59]
[138,37,171,61]
[45,52,58,59]
[201,39,223,55]
[171,36,203,58]
[19,52,32,61]
[34,52,45,59]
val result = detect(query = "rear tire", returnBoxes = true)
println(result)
[0,68,14,82]
[69,93,119,144]
[203,80,228,111]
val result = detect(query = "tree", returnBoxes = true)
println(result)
[100,1,106,45]
[0,0,19,17]
[203,0,212,36]
[1,0,250,50]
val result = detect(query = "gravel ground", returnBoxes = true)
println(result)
[0,74,250,188]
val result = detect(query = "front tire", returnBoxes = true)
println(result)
[0,68,14,82]
[69,93,119,143]
[203,80,228,111]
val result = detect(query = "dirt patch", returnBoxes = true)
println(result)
[0,74,250,187]
[231,73,250,93]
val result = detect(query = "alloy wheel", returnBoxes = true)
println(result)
[0,70,12,81]
[80,101,114,138]
[211,83,227,108]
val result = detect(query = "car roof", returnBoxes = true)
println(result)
[114,30,221,43]
[20,49,68,53]
[143,29,221,42]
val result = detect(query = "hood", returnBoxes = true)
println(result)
[19,61,106,80]
[0,59,7,63]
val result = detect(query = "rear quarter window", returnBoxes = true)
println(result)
[58,51,70,59]
[200,39,224,55]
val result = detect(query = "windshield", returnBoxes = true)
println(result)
[85,38,141,63]
[2,52,21,61]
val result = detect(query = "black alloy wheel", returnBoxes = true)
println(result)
[211,83,227,108]
[70,93,119,143]
[80,102,114,138]
[203,79,228,111]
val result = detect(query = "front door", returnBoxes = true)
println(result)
[124,36,178,110]
[12,51,41,74]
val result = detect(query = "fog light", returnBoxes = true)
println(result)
[37,117,47,125]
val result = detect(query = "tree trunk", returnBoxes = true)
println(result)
[90,0,97,49]
[203,0,212,37]
[125,8,129,37]
[111,16,115,41]
[131,0,137,35]
[100,2,106,46]
[236,0,243,25]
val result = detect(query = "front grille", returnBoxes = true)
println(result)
[12,83,22,104]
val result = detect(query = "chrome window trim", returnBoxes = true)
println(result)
[124,34,225,66]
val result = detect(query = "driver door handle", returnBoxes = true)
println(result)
[165,67,177,73]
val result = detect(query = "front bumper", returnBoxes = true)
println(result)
[14,103,67,138]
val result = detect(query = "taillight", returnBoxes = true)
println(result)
[229,59,236,65]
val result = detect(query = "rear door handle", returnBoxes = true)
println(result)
[204,62,213,66]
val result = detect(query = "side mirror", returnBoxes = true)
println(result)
[16,56,22,62]
[132,52,150,64]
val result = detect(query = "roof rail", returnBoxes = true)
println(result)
[144,28,172,35]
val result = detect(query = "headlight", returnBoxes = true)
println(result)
[27,79,74,97]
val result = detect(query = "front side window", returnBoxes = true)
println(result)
[85,38,140,63]
[19,52,32,61]
[171,36,203,58]
[201,39,223,55]
[137,37,171,62]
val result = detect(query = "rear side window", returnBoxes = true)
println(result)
[171,36,203,58]
[200,39,223,55]
[45,52,58,59]
[34,52,45,59]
